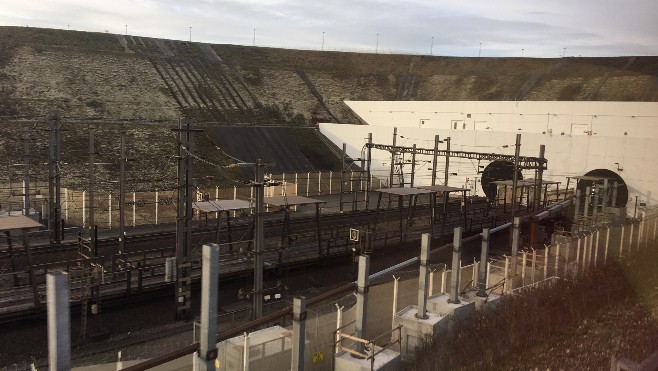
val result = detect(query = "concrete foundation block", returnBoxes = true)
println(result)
[334,347,401,371]
[426,293,476,322]
[392,305,448,360]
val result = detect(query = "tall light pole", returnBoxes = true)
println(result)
[521,48,524,57]
[125,25,127,35]
[562,47,566,58]
[376,33,379,54]
[189,26,192,42]
[322,31,325,51]
[478,42,482,57]
[253,28,256,47]
[430,36,434,56]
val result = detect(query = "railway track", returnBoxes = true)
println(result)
[0,200,500,323]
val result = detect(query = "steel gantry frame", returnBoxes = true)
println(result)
[366,143,548,170]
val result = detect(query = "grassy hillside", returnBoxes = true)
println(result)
[1,26,657,190]
[1,26,657,123]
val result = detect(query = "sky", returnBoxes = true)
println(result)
[1,0,657,58]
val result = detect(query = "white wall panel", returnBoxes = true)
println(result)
[321,100,658,211]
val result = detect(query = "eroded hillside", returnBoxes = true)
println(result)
[2,26,658,123]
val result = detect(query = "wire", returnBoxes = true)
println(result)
[202,131,246,164]
[169,132,245,185]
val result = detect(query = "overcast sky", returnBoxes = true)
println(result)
[2,0,657,57]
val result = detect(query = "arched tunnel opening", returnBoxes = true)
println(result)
[480,160,524,200]
[577,168,628,208]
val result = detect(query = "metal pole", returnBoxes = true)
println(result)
[511,134,521,218]
[511,216,520,276]
[620,225,625,256]
[594,230,600,265]
[365,133,372,209]
[612,182,618,208]
[108,193,112,228]
[410,144,416,187]
[444,137,451,186]
[174,120,199,321]
[602,178,609,208]
[392,275,399,327]
[48,111,62,244]
[477,228,490,297]
[431,135,439,186]
[133,191,136,227]
[243,332,250,371]
[416,233,430,319]
[89,126,96,249]
[449,227,462,304]
[574,189,581,232]
[530,248,537,283]
[291,296,307,371]
[534,145,545,210]
[329,171,332,194]
[604,227,610,263]
[354,255,370,356]
[198,244,219,371]
[254,159,265,320]
[584,185,591,220]
[428,270,435,296]
[82,191,86,230]
[443,137,451,219]
[23,128,30,216]
[119,131,126,255]
[390,128,397,188]
[593,183,600,218]
[521,251,527,282]
[48,272,70,370]
[340,143,346,213]
[335,304,343,354]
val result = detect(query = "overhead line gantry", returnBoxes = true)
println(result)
[366,143,547,170]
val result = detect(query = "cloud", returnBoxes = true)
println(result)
[0,0,656,57]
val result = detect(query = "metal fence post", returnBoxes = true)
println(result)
[604,227,610,263]
[619,225,625,257]
[629,223,635,253]
[542,247,547,280]
[531,249,537,283]
[392,275,400,327]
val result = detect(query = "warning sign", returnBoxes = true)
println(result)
[313,352,324,363]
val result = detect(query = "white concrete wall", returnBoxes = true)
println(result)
[345,101,658,139]
[320,101,658,209]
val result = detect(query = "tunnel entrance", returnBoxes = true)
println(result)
[480,160,523,199]
[578,169,628,208]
